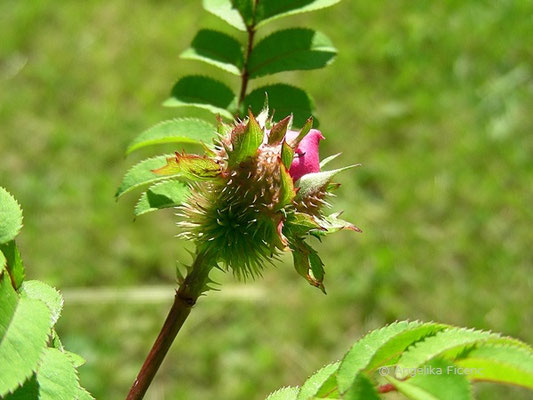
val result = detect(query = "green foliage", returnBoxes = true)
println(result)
[266,387,299,400]
[126,118,217,154]
[249,28,337,78]
[0,188,92,399]
[134,180,191,217]
[0,187,23,245]
[264,321,533,399]
[164,76,236,119]
[180,29,244,75]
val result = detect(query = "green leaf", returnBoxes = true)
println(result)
[126,118,217,154]
[387,359,472,400]
[291,240,326,293]
[135,181,191,216]
[65,350,86,368]
[3,375,39,400]
[249,28,336,78]
[35,348,82,400]
[266,386,299,400]
[0,273,18,339]
[337,321,422,393]
[0,280,52,396]
[202,0,248,31]
[164,76,236,119]
[364,322,448,372]
[0,187,23,245]
[21,280,63,326]
[455,344,533,389]
[281,141,295,169]
[396,328,503,378]
[116,155,173,198]
[344,373,380,400]
[152,153,221,180]
[255,0,342,27]
[244,84,314,127]
[0,241,25,290]
[314,212,362,235]
[277,163,297,210]
[296,166,357,199]
[227,111,263,166]
[181,29,244,75]
[297,361,339,400]
[284,212,322,238]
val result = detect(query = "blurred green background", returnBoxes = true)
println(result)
[1,0,532,399]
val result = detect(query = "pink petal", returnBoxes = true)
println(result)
[288,129,324,181]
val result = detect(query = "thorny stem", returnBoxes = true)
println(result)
[125,251,213,400]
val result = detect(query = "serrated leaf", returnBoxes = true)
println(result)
[0,241,25,290]
[0,187,23,245]
[116,155,173,198]
[396,328,503,378]
[126,118,217,154]
[255,0,342,27]
[36,348,81,400]
[266,386,299,400]
[0,273,18,339]
[181,30,244,75]
[245,85,314,127]
[344,373,380,400]
[249,28,336,78]
[365,322,448,372]
[135,181,191,216]
[0,289,52,396]
[202,0,248,31]
[164,76,236,119]
[296,166,357,198]
[387,359,472,400]
[297,361,339,400]
[3,375,39,400]
[337,321,422,393]
[65,350,86,368]
[21,280,63,326]
[455,344,533,389]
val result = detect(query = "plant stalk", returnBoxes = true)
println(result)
[125,251,213,400]
[237,24,256,108]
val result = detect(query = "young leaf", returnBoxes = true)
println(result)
[0,241,25,290]
[116,155,174,198]
[0,187,23,245]
[249,28,337,78]
[344,373,380,400]
[297,361,339,400]
[266,386,299,400]
[255,0,342,28]
[135,181,191,216]
[387,358,472,400]
[244,84,315,127]
[181,29,244,75]
[126,118,217,154]
[202,0,248,31]
[34,348,82,400]
[164,76,236,119]
[455,344,533,389]
[0,292,52,396]
[337,321,423,393]
[20,280,64,326]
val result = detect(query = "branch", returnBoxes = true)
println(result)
[125,251,213,400]
[237,12,257,109]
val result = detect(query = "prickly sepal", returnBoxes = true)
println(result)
[161,106,359,289]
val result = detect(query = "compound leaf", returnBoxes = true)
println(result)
[0,187,23,245]
[255,0,342,27]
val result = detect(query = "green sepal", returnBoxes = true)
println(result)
[296,165,358,199]
[0,241,25,290]
[227,110,263,167]
[314,212,362,235]
[291,240,326,293]
[277,163,297,210]
[281,141,295,169]
[152,152,221,180]
[289,116,313,147]
[284,212,322,238]
[135,181,191,216]
[319,153,341,168]
[180,29,244,75]
[268,115,292,145]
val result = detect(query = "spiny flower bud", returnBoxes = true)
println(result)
[154,106,360,291]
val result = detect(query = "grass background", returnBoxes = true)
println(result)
[1,0,532,398]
